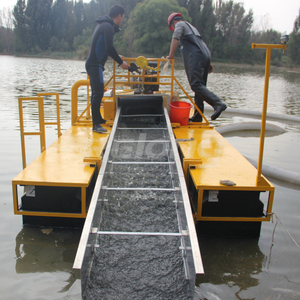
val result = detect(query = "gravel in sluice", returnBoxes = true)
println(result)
[83,235,192,300]
[114,128,168,141]
[118,116,165,128]
[104,164,174,189]
[99,190,179,232]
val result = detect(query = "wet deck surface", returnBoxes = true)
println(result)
[174,127,272,188]
[13,125,111,187]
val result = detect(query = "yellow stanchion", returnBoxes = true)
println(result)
[252,43,287,185]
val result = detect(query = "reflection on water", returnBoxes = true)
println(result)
[0,56,88,134]
[15,227,81,281]
[1,55,300,299]
[195,237,265,299]
[207,64,300,117]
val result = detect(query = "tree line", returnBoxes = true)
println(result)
[0,0,300,66]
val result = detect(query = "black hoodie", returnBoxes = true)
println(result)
[86,16,123,70]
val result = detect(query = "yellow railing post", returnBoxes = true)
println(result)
[38,97,46,153]
[252,43,286,185]
[171,59,174,95]
[113,60,116,108]
[18,98,26,169]
[86,75,91,119]
[173,76,209,125]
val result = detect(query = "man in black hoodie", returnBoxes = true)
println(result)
[86,4,129,133]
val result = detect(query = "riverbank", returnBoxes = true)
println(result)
[2,52,300,73]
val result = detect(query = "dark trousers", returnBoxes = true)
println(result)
[181,35,224,121]
[186,49,223,111]
[87,66,104,126]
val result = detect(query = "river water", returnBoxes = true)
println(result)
[0,55,300,299]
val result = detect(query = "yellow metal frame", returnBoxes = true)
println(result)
[37,92,62,137]
[71,79,90,125]
[12,182,88,218]
[182,158,202,179]
[19,93,62,169]
[111,58,209,125]
[14,85,108,220]
[70,57,210,127]
[193,183,275,223]
[19,97,46,169]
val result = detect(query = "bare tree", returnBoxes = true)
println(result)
[0,7,14,53]
[0,7,14,29]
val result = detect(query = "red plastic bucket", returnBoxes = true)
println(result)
[169,101,192,126]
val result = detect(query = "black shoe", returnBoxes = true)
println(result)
[99,117,106,124]
[211,103,227,120]
[189,112,202,122]
[93,124,107,133]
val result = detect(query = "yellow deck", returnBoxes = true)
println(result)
[12,125,111,218]
[173,126,274,222]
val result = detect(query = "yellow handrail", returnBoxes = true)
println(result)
[37,92,62,137]
[86,75,90,119]
[71,57,208,126]
[112,57,208,124]
[19,92,63,168]
[18,97,46,169]
[71,79,90,125]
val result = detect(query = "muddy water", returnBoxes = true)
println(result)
[0,55,300,299]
